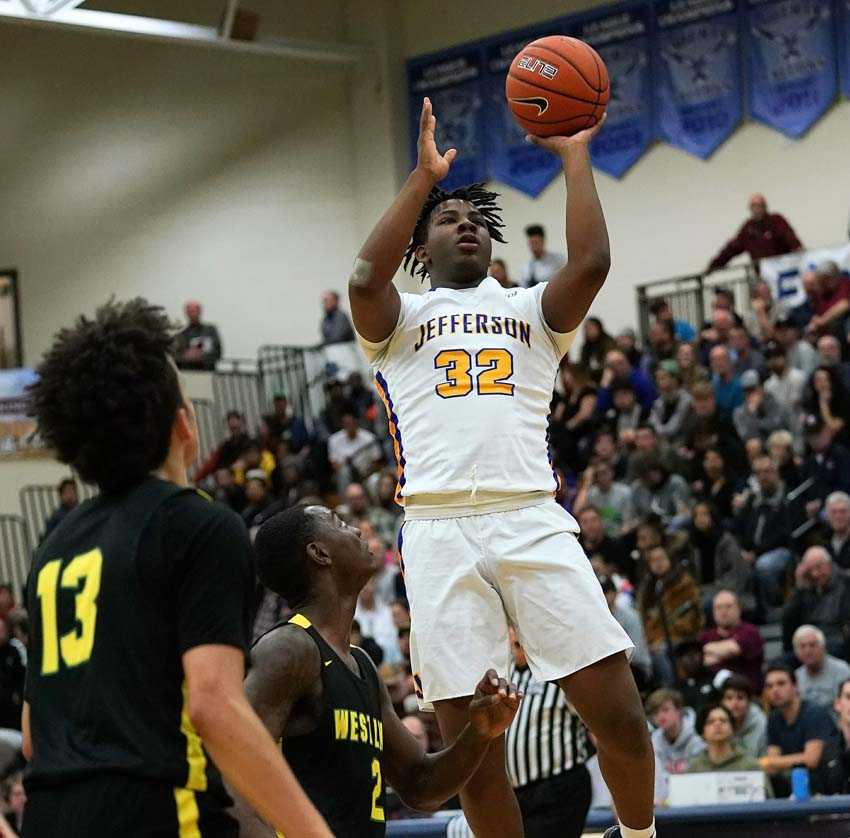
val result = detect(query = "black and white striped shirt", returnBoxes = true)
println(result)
[506,664,593,788]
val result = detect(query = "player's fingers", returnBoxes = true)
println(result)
[495,677,509,697]
[477,668,500,694]
[443,148,458,165]
[419,97,431,133]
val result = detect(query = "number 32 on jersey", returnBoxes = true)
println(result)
[435,348,515,399]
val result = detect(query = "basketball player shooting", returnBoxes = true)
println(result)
[348,98,656,838]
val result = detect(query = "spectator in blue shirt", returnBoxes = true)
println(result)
[710,345,744,415]
[597,349,657,413]
[650,298,696,343]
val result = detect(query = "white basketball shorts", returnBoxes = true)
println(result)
[400,500,634,710]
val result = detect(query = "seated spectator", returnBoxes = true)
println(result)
[600,575,652,689]
[821,491,850,570]
[401,715,430,751]
[804,366,850,446]
[829,678,850,794]
[40,477,78,543]
[647,689,706,777]
[649,362,693,446]
[615,326,643,369]
[577,506,632,583]
[692,450,736,523]
[733,455,793,621]
[808,260,850,338]
[173,299,222,371]
[631,453,692,529]
[232,440,276,486]
[745,279,780,343]
[574,459,635,537]
[709,345,744,415]
[193,410,253,482]
[650,298,696,343]
[639,545,704,685]
[489,257,515,288]
[0,617,24,734]
[763,341,807,427]
[606,382,647,444]
[788,271,820,333]
[212,467,246,512]
[799,413,850,505]
[698,307,736,363]
[721,674,768,758]
[327,410,383,493]
[675,342,708,391]
[351,618,384,667]
[691,504,753,610]
[336,482,370,521]
[367,471,402,546]
[634,514,694,570]
[816,334,850,391]
[578,316,617,383]
[675,640,718,713]
[794,625,850,709]
[682,382,746,476]
[320,290,355,345]
[264,394,310,455]
[775,316,819,376]
[734,370,792,444]
[4,773,25,836]
[687,704,773,796]
[355,578,400,664]
[700,590,764,690]
[549,364,599,469]
[591,427,630,480]
[641,320,678,379]
[767,429,803,489]
[597,349,657,413]
[763,663,837,796]
[783,547,850,662]
[730,326,763,377]
[240,470,274,530]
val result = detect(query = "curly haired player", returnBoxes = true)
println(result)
[348,98,656,838]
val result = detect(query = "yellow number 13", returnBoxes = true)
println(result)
[36,548,103,675]
[434,348,515,399]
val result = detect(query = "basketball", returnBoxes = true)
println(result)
[505,36,609,138]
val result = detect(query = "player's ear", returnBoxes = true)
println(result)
[414,243,430,267]
[306,540,332,568]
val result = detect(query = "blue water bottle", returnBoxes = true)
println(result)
[791,767,810,801]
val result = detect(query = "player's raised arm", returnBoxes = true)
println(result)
[349,97,457,342]
[228,626,324,838]
[530,116,611,335]
[380,669,522,812]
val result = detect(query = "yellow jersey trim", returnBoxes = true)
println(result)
[288,613,312,629]
[180,679,208,792]
[174,787,202,838]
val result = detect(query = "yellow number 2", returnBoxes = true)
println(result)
[435,348,515,398]
[36,548,103,675]
[370,758,385,822]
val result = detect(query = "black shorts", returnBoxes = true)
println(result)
[23,774,238,837]
[515,764,592,838]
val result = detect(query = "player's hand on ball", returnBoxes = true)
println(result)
[527,112,607,156]
[416,97,457,183]
[468,669,523,740]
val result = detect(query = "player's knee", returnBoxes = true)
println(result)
[595,698,651,759]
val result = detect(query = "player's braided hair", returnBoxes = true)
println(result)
[403,183,506,280]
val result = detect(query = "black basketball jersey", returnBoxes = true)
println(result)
[24,476,255,794]
[275,614,386,838]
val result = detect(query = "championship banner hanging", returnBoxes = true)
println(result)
[746,0,838,137]
[569,2,656,178]
[760,243,850,309]
[407,46,488,191]
[482,30,564,197]
[654,0,743,158]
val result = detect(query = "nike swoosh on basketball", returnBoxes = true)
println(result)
[510,96,549,116]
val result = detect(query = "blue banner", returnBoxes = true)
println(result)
[482,30,564,197]
[654,0,743,158]
[840,0,850,97]
[407,46,488,191]
[746,0,838,137]
[569,3,656,178]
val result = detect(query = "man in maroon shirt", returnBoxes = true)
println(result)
[700,590,765,692]
[808,260,850,337]
[706,194,802,274]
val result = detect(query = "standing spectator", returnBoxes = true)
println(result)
[793,625,850,709]
[192,410,253,482]
[688,705,773,795]
[733,455,792,621]
[173,300,222,371]
[489,258,515,288]
[710,345,744,415]
[650,298,695,343]
[783,548,850,660]
[639,545,704,685]
[822,491,850,570]
[597,349,657,413]
[39,478,78,543]
[763,664,837,796]
[520,224,564,287]
[573,459,635,538]
[808,260,850,337]
[649,362,693,446]
[600,576,653,689]
[699,591,764,690]
[327,410,382,493]
[775,317,819,376]
[705,193,802,274]
[763,341,807,426]
[578,317,617,383]
[319,290,355,345]
[646,689,706,778]
[729,326,764,377]
[733,369,792,443]
[721,674,768,758]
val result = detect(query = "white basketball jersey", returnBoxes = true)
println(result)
[358,277,577,504]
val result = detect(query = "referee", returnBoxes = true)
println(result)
[449,628,594,838]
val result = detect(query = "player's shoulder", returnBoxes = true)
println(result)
[251,622,322,683]
[162,487,245,534]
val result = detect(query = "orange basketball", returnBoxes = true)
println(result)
[505,36,609,138]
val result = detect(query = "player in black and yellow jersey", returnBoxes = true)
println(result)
[23,299,331,838]
[234,504,523,838]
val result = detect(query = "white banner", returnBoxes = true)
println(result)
[760,243,850,310]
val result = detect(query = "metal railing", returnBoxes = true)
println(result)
[635,264,756,341]
[0,514,31,599]
[258,345,330,433]
[212,358,266,437]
